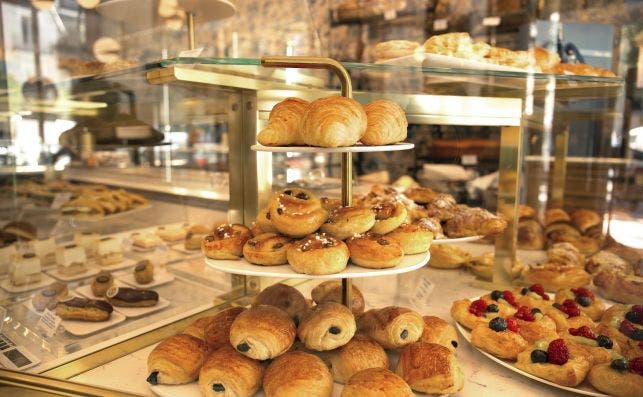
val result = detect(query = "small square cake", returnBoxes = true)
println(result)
[55,244,87,276]
[155,224,188,242]
[74,232,100,258]
[97,237,123,266]
[130,232,162,249]
[11,253,42,286]
[32,237,57,267]
[0,244,17,275]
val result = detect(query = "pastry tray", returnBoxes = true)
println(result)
[250,142,414,153]
[75,284,171,318]
[204,251,430,279]
[377,53,525,72]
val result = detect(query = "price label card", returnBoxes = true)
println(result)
[383,9,397,20]
[461,154,478,166]
[409,276,435,309]
[37,309,61,338]
[483,16,501,27]
[50,192,72,209]
[433,18,448,31]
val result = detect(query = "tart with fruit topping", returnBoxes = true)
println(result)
[597,304,643,360]
[516,338,592,386]
[480,289,521,312]
[470,316,529,360]
[450,298,516,330]
[561,325,621,364]
[511,306,558,343]
[543,299,596,332]
[515,284,551,309]
[588,357,643,397]
[555,287,605,321]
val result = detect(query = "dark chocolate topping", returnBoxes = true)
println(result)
[108,287,158,303]
[59,297,113,313]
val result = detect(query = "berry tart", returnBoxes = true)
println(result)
[543,299,596,332]
[481,289,521,314]
[597,304,643,360]
[515,284,551,309]
[554,287,605,321]
[512,305,558,343]
[470,316,529,360]
[588,356,643,397]
[450,298,517,330]
[515,338,592,387]
[561,325,621,365]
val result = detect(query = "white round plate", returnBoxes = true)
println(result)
[205,251,429,279]
[251,142,414,153]
[97,0,235,27]
[432,235,484,245]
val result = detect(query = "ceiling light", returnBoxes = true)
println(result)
[78,0,100,9]
[31,0,55,11]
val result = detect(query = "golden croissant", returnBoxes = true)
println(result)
[257,97,309,146]
[300,96,367,147]
[361,99,408,145]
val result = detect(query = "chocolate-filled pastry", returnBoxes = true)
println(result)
[229,305,296,360]
[444,206,507,237]
[517,219,545,250]
[286,233,349,275]
[570,209,601,234]
[32,282,68,312]
[386,223,433,254]
[342,367,413,397]
[255,206,279,234]
[269,188,328,238]
[2,221,36,241]
[420,316,459,352]
[298,302,356,351]
[587,359,643,397]
[424,193,458,221]
[133,259,154,284]
[263,351,333,397]
[545,208,571,226]
[56,296,113,322]
[242,233,292,266]
[324,334,389,384]
[395,342,465,394]
[182,315,215,341]
[346,234,404,269]
[203,307,245,350]
[320,206,376,240]
[198,345,263,397]
[252,283,309,325]
[357,306,424,349]
[370,201,407,235]
[91,272,114,297]
[106,286,158,307]
[202,224,252,260]
[147,334,209,385]
[414,216,445,239]
[311,280,365,315]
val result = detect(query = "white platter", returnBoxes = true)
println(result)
[0,274,55,293]
[118,271,176,288]
[432,235,484,245]
[378,53,525,73]
[62,311,126,337]
[205,251,429,279]
[46,267,100,282]
[251,142,414,153]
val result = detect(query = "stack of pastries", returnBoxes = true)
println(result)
[452,285,643,396]
[147,281,466,396]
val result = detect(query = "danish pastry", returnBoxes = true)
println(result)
[286,233,349,275]
[471,316,529,360]
[562,325,620,365]
[370,201,407,235]
[341,367,413,397]
[229,305,296,360]
[242,233,292,266]
[203,307,245,350]
[414,217,445,239]
[515,338,591,387]
[320,206,376,240]
[298,302,356,351]
[587,358,643,397]
[596,304,643,360]
[385,223,433,254]
[346,233,404,269]
[202,224,252,260]
[255,206,279,234]
[515,284,551,309]
[555,287,605,321]
[444,207,508,238]
[512,306,558,343]
[263,351,333,397]
[357,306,424,349]
[419,316,459,352]
[450,298,516,330]
[198,345,263,397]
[300,96,367,148]
[146,334,209,385]
[361,100,407,146]
[320,197,342,212]
[323,334,389,384]
[311,280,365,315]
[428,244,472,269]
[543,300,596,332]
[257,97,309,146]
[252,283,309,325]
[395,342,465,394]
[269,188,328,238]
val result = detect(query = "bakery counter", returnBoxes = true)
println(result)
[69,267,582,397]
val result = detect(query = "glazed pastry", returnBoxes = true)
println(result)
[257,97,309,146]
[370,201,407,234]
[385,223,433,254]
[146,334,209,385]
[403,187,436,204]
[555,287,605,321]
[570,209,601,233]
[596,304,643,360]
[515,284,551,309]
[346,233,404,269]
[201,224,252,260]
[269,188,328,238]
[300,96,367,148]
[129,259,154,283]
[444,207,507,237]
[323,334,389,384]
[414,217,445,239]
[320,197,342,212]
[203,307,245,350]
[198,345,263,397]
[545,208,571,226]
[395,342,465,394]
[542,300,596,332]
[255,207,279,234]
[450,298,516,330]
[286,233,349,275]
[341,367,413,397]
[56,296,113,322]
[428,244,472,269]
[419,316,459,352]
[517,219,545,250]
[182,315,215,341]
[311,280,365,315]
[32,282,68,312]
[515,338,591,387]
[298,302,356,351]
[561,325,620,365]
[184,224,210,250]
[91,272,114,297]
[243,233,292,266]
[587,358,643,397]
[361,100,408,146]
[357,306,424,349]
[106,286,159,307]
[512,306,558,343]
[320,206,376,240]
[470,317,529,360]
[263,351,333,397]
[229,305,296,360]
[252,283,309,325]
[593,271,643,304]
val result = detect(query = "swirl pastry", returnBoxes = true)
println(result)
[515,338,591,387]
[198,345,263,397]
[361,100,407,145]
[147,334,209,385]
[587,359,643,397]
[444,207,508,238]
[229,305,296,360]
[395,342,465,394]
[252,283,309,325]
[311,280,365,315]
[470,317,529,360]
[341,367,413,397]
[419,316,459,352]
[298,302,356,351]
[517,219,545,250]
[257,97,309,146]
[346,234,404,269]
[357,306,424,349]
[320,206,376,240]
[242,233,292,266]
[202,224,252,260]
[255,206,279,234]
[203,307,245,350]
[370,201,407,235]
[415,217,445,239]
[386,223,433,254]
[269,188,328,238]
[323,334,389,384]
[555,287,605,321]
[263,351,333,397]
[428,244,472,269]
[286,233,349,275]
[300,96,367,148]
[320,197,342,212]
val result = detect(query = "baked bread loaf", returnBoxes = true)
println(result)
[470,317,529,360]
[198,345,263,397]
[385,223,433,254]
[428,244,472,269]
[243,233,292,266]
[361,100,407,146]
[346,233,404,269]
[229,305,296,360]
[515,338,591,387]
[341,367,413,397]
[357,306,424,349]
[587,359,643,397]
[203,307,245,350]
[257,97,309,146]
[297,302,356,351]
[263,351,333,397]
[396,342,464,394]
[146,334,209,385]
[370,201,407,234]
[300,96,367,148]
[133,259,154,284]
[320,206,376,240]
[419,316,459,352]
[287,233,349,275]
[32,282,68,312]
[202,224,252,260]
[106,286,159,307]
[252,283,309,325]
[269,188,328,238]
[323,334,389,384]
[56,296,113,322]
[311,280,365,315]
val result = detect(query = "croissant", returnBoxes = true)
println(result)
[361,100,407,145]
[545,208,571,226]
[182,315,215,341]
[323,334,389,384]
[341,367,414,397]
[395,342,465,394]
[300,96,367,148]
[263,351,333,397]
[252,283,309,325]
[297,302,356,351]
[444,206,507,238]
[229,305,296,360]
[146,334,209,385]
[257,97,309,146]
[203,307,245,350]
[198,346,262,397]
[357,306,424,349]
[570,209,601,233]
[311,280,365,315]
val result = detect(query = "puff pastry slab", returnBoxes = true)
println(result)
[395,342,465,394]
